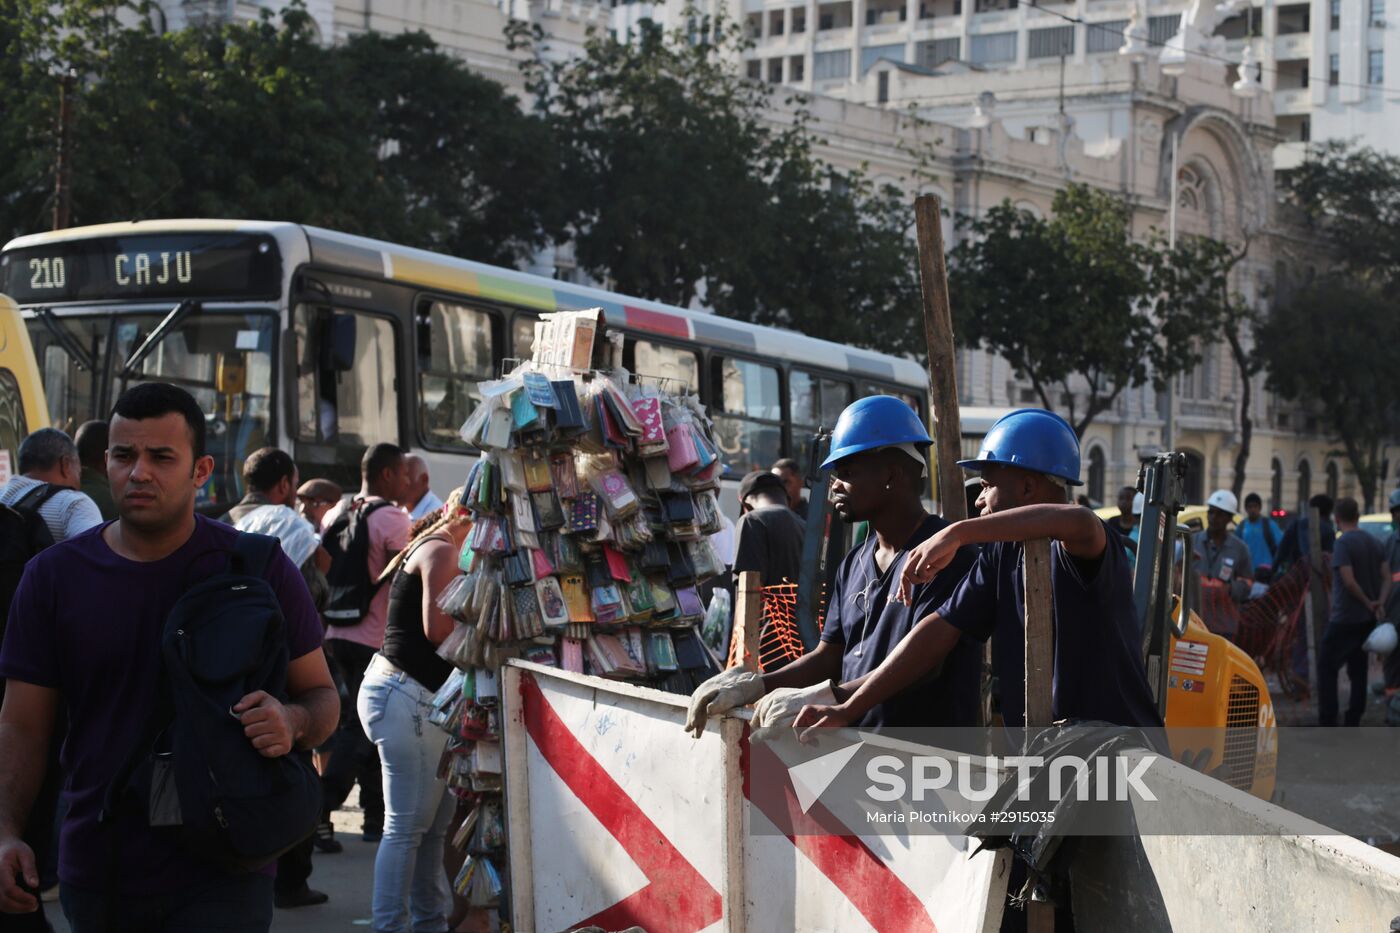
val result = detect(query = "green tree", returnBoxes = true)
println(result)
[1148,234,1258,499]
[1256,279,1400,510]
[515,13,926,356]
[1285,141,1400,293]
[1,3,557,266]
[949,184,1207,438]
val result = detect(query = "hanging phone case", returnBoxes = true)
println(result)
[523,455,554,493]
[551,380,585,432]
[561,575,594,623]
[550,452,579,500]
[523,372,558,408]
[603,544,632,583]
[565,492,600,534]
[531,490,565,530]
[535,576,570,628]
[510,389,540,429]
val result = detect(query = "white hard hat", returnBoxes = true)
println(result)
[1365,622,1398,655]
[1206,489,1238,514]
[1131,492,1145,516]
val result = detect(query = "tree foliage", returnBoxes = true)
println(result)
[515,14,925,356]
[0,2,558,266]
[949,184,1213,438]
[1256,279,1400,510]
[1285,141,1400,294]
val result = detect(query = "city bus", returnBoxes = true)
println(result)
[0,220,928,513]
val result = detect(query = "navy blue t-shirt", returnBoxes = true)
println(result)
[936,519,1162,729]
[0,515,324,894]
[821,514,980,728]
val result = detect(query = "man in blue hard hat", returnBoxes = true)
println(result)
[685,396,983,734]
[794,408,1162,732]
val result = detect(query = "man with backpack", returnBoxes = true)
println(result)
[316,443,412,852]
[0,383,338,932]
[0,428,103,550]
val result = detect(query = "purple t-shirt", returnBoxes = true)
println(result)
[0,514,324,894]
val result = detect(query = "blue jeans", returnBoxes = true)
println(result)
[358,660,454,933]
[59,873,272,933]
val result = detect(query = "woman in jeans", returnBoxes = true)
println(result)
[359,488,468,933]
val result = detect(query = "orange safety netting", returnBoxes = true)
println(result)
[726,582,826,673]
[1199,560,1317,699]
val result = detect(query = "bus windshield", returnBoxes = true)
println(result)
[27,309,276,510]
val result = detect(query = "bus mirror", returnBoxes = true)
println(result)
[216,353,247,395]
[325,314,356,372]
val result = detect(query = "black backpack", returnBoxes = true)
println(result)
[322,498,394,626]
[0,483,60,644]
[102,533,322,871]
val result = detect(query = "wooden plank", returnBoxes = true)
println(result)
[1022,538,1055,728]
[732,570,764,672]
[720,715,749,933]
[913,194,967,525]
[1021,537,1055,933]
[501,664,536,933]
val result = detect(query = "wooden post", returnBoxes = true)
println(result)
[913,195,966,524]
[730,570,764,672]
[1306,505,1327,695]
[1022,537,1055,933]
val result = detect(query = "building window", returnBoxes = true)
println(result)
[1087,446,1106,505]
[1326,461,1340,499]
[790,55,805,81]
[747,59,762,80]
[1370,49,1384,84]
[1271,458,1284,513]
[970,31,1017,65]
[878,70,890,102]
[770,10,785,35]
[768,57,783,82]
[1296,459,1311,511]
[1300,117,1311,142]
[1331,0,1341,29]
[792,6,806,32]
[1148,14,1181,46]
[1086,19,1129,54]
[861,43,905,73]
[1371,0,1385,25]
[813,49,852,80]
[917,37,961,68]
[1329,53,1340,86]
[1028,25,1074,59]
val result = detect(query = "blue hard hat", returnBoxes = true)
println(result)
[821,396,932,469]
[958,408,1082,486]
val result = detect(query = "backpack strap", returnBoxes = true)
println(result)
[229,531,281,578]
[14,482,61,513]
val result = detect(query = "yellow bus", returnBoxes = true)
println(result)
[2,221,926,513]
[0,293,50,481]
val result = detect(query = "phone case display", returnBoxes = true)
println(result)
[431,309,725,916]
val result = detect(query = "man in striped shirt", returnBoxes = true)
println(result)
[0,429,103,543]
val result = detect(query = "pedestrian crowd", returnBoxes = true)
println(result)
[2,381,1396,933]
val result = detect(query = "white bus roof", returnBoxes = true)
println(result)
[5,219,927,388]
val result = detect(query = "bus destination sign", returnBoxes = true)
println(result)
[0,233,282,303]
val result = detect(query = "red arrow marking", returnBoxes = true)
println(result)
[520,671,723,933]
[742,730,937,933]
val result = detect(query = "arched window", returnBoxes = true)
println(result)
[1297,459,1311,511]
[1270,458,1284,514]
[1326,461,1340,500]
[1087,446,1106,505]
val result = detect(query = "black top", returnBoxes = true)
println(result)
[381,537,454,691]
[732,505,806,587]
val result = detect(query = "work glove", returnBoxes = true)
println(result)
[685,669,764,738]
[750,681,838,731]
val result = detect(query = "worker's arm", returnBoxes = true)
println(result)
[1337,565,1380,618]
[0,682,58,914]
[761,639,843,692]
[898,504,1103,603]
[792,611,962,739]
[1379,561,1393,620]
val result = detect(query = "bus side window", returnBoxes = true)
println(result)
[629,339,698,393]
[711,356,782,474]
[790,370,852,469]
[511,315,537,363]
[417,301,493,450]
[295,304,398,447]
